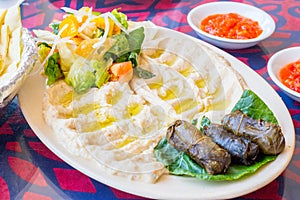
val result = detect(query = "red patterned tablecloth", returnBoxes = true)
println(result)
[1,0,300,199]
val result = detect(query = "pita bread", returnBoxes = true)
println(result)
[0,5,22,75]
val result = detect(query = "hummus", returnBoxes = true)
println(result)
[42,24,246,183]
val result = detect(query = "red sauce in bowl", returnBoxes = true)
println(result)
[279,59,300,93]
[200,13,263,40]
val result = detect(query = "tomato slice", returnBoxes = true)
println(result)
[109,61,133,82]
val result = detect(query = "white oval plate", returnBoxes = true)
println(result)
[18,26,294,199]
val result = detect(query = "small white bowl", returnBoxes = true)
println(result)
[268,46,300,102]
[187,2,275,49]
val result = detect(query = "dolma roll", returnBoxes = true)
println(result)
[221,110,285,155]
[203,123,259,165]
[166,120,231,175]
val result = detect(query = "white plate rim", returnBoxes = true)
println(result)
[18,26,295,199]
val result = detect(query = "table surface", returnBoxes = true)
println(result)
[1,0,300,199]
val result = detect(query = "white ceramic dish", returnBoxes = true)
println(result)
[187,2,276,49]
[268,46,300,102]
[18,27,294,199]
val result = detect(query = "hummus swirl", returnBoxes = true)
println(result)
[43,24,246,183]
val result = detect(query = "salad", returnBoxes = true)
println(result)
[34,7,154,93]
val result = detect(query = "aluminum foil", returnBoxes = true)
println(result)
[0,28,38,108]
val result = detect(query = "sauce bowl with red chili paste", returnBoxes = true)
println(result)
[268,47,300,102]
[187,2,275,49]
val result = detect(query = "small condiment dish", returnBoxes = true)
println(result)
[267,46,300,102]
[187,2,275,49]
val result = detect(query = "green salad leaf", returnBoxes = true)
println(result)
[43,19,154,93]
[66,58,96,94]
[51,22,60,35]
[126,26,145,54]
[107,33,130,58]
[44,52,64,85]
[92,58,112,88]
[38,42,51,62]
[134,66,155,79]
[154,89,278,181]
[232,89,278,124]
[111,8,128,29]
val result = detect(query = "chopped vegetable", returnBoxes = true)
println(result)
[38,42,51,62]
[126,26,145,54]
[111,8,128,29]
[109,61,133,82]
[35,6,155,94]
[51,22,60,35]
[44,52,64,85]
[59,14,79,38]
[75,38,99,58]
[134,66,155,79]
[66,58,96,93]
[93,59,111,88]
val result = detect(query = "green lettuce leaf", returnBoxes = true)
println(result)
[134,66,155,79]
[107,33,130,58]
[44,52,64,85]
[51,22,60,35]
[38,42,52,62]
[111,8,128,29]
[92,58,112,88]
[232,89,278,124]
[66,58,96,93]
[154,89,279,181]
[126,27,145,54]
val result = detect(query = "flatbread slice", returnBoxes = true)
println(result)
[0,9,7,25]
[5,27,22,73]
[0,25,9,75]
[4,5,21,33]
